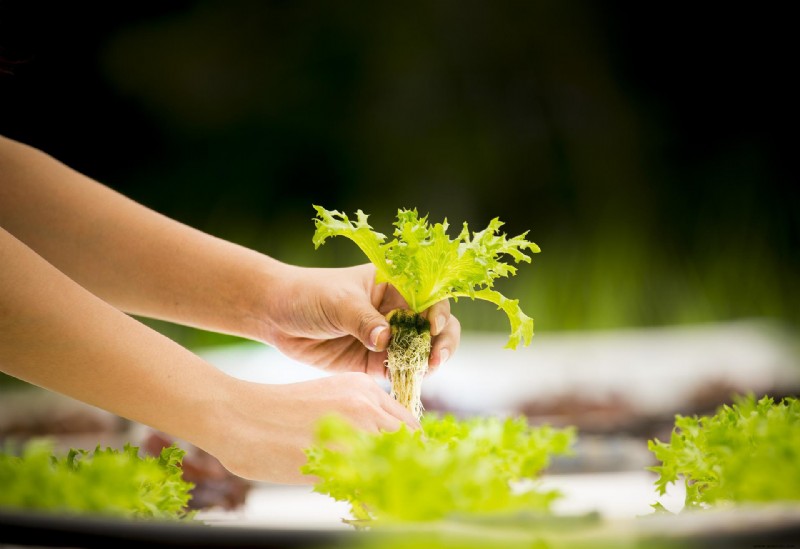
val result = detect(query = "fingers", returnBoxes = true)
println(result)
[335,298,391,353]
[429,314,460,373]
[426,299,451,336]
[340,373,421,431]
[365,348,390,379]
[324,264,457,379]
[417,299,459,373]
[377,389,422,430]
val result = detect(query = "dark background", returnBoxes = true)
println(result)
[1,1,796,346]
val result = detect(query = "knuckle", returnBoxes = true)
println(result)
[340,372,376,393]
[356,311,375,337]
[343,393,375,415]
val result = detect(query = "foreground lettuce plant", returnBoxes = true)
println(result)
[649,395,800,510]
[0,440,193,519]
[302,414,574,524]
[313,206,539,418]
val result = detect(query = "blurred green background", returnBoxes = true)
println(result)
[1,1,796,348]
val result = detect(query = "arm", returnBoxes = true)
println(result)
[0,135,458,371]
[0,225,418,483]
[0,134,278,340]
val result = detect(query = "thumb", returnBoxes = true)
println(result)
[339,301,391,352]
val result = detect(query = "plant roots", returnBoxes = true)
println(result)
[386,309,431,420]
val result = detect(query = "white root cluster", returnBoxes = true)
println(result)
[385,310,432,420]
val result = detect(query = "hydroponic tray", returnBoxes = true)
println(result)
[4,505,799,549]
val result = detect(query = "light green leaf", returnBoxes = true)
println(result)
[313,206,539,345]
[648,395,800,509]
[0,441,193,519]
[302,414,574,523]
[452,288,534,349]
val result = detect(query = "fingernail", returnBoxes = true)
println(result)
[369,325,387,351]
[436,315,447,334]
[439,348,450,365]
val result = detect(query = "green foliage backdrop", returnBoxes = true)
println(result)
[1,1,796,347]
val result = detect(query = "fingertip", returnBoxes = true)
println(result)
[368,324,390,352]
[428,347,450,369]
[404,412,422,431]
[380,393,421,430]
[428,300,451,335]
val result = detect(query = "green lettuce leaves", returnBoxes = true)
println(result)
[648,395,800,509]
[302,414,574,523]
[313,206,539,348]
[0,440,194,519]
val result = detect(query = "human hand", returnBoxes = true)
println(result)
[208,373,421,483]
[256,263,460,377]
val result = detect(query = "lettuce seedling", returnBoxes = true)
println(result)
[313,206,539,418]
[649,395,800,510]
[0,440,193,519]
[302,414,574,523]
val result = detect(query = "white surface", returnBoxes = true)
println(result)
[199,319,799,415]
[540,471,685,518]
[411,320,798,414]
[199,471,685,528]
[198,484,354,530]
[195,320,792,530]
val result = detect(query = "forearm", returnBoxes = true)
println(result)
[1,226,421,483]
[0,225,237,450]
[0,135,282,340]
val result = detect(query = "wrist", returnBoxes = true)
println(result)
[192,377,303,483]
[238,254,296,345]
[187,373,248,458]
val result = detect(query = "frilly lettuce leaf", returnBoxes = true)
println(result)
[648,395,800,509]
[313,206,539,348]
[0,441,193,519]
[302,414,574,522]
